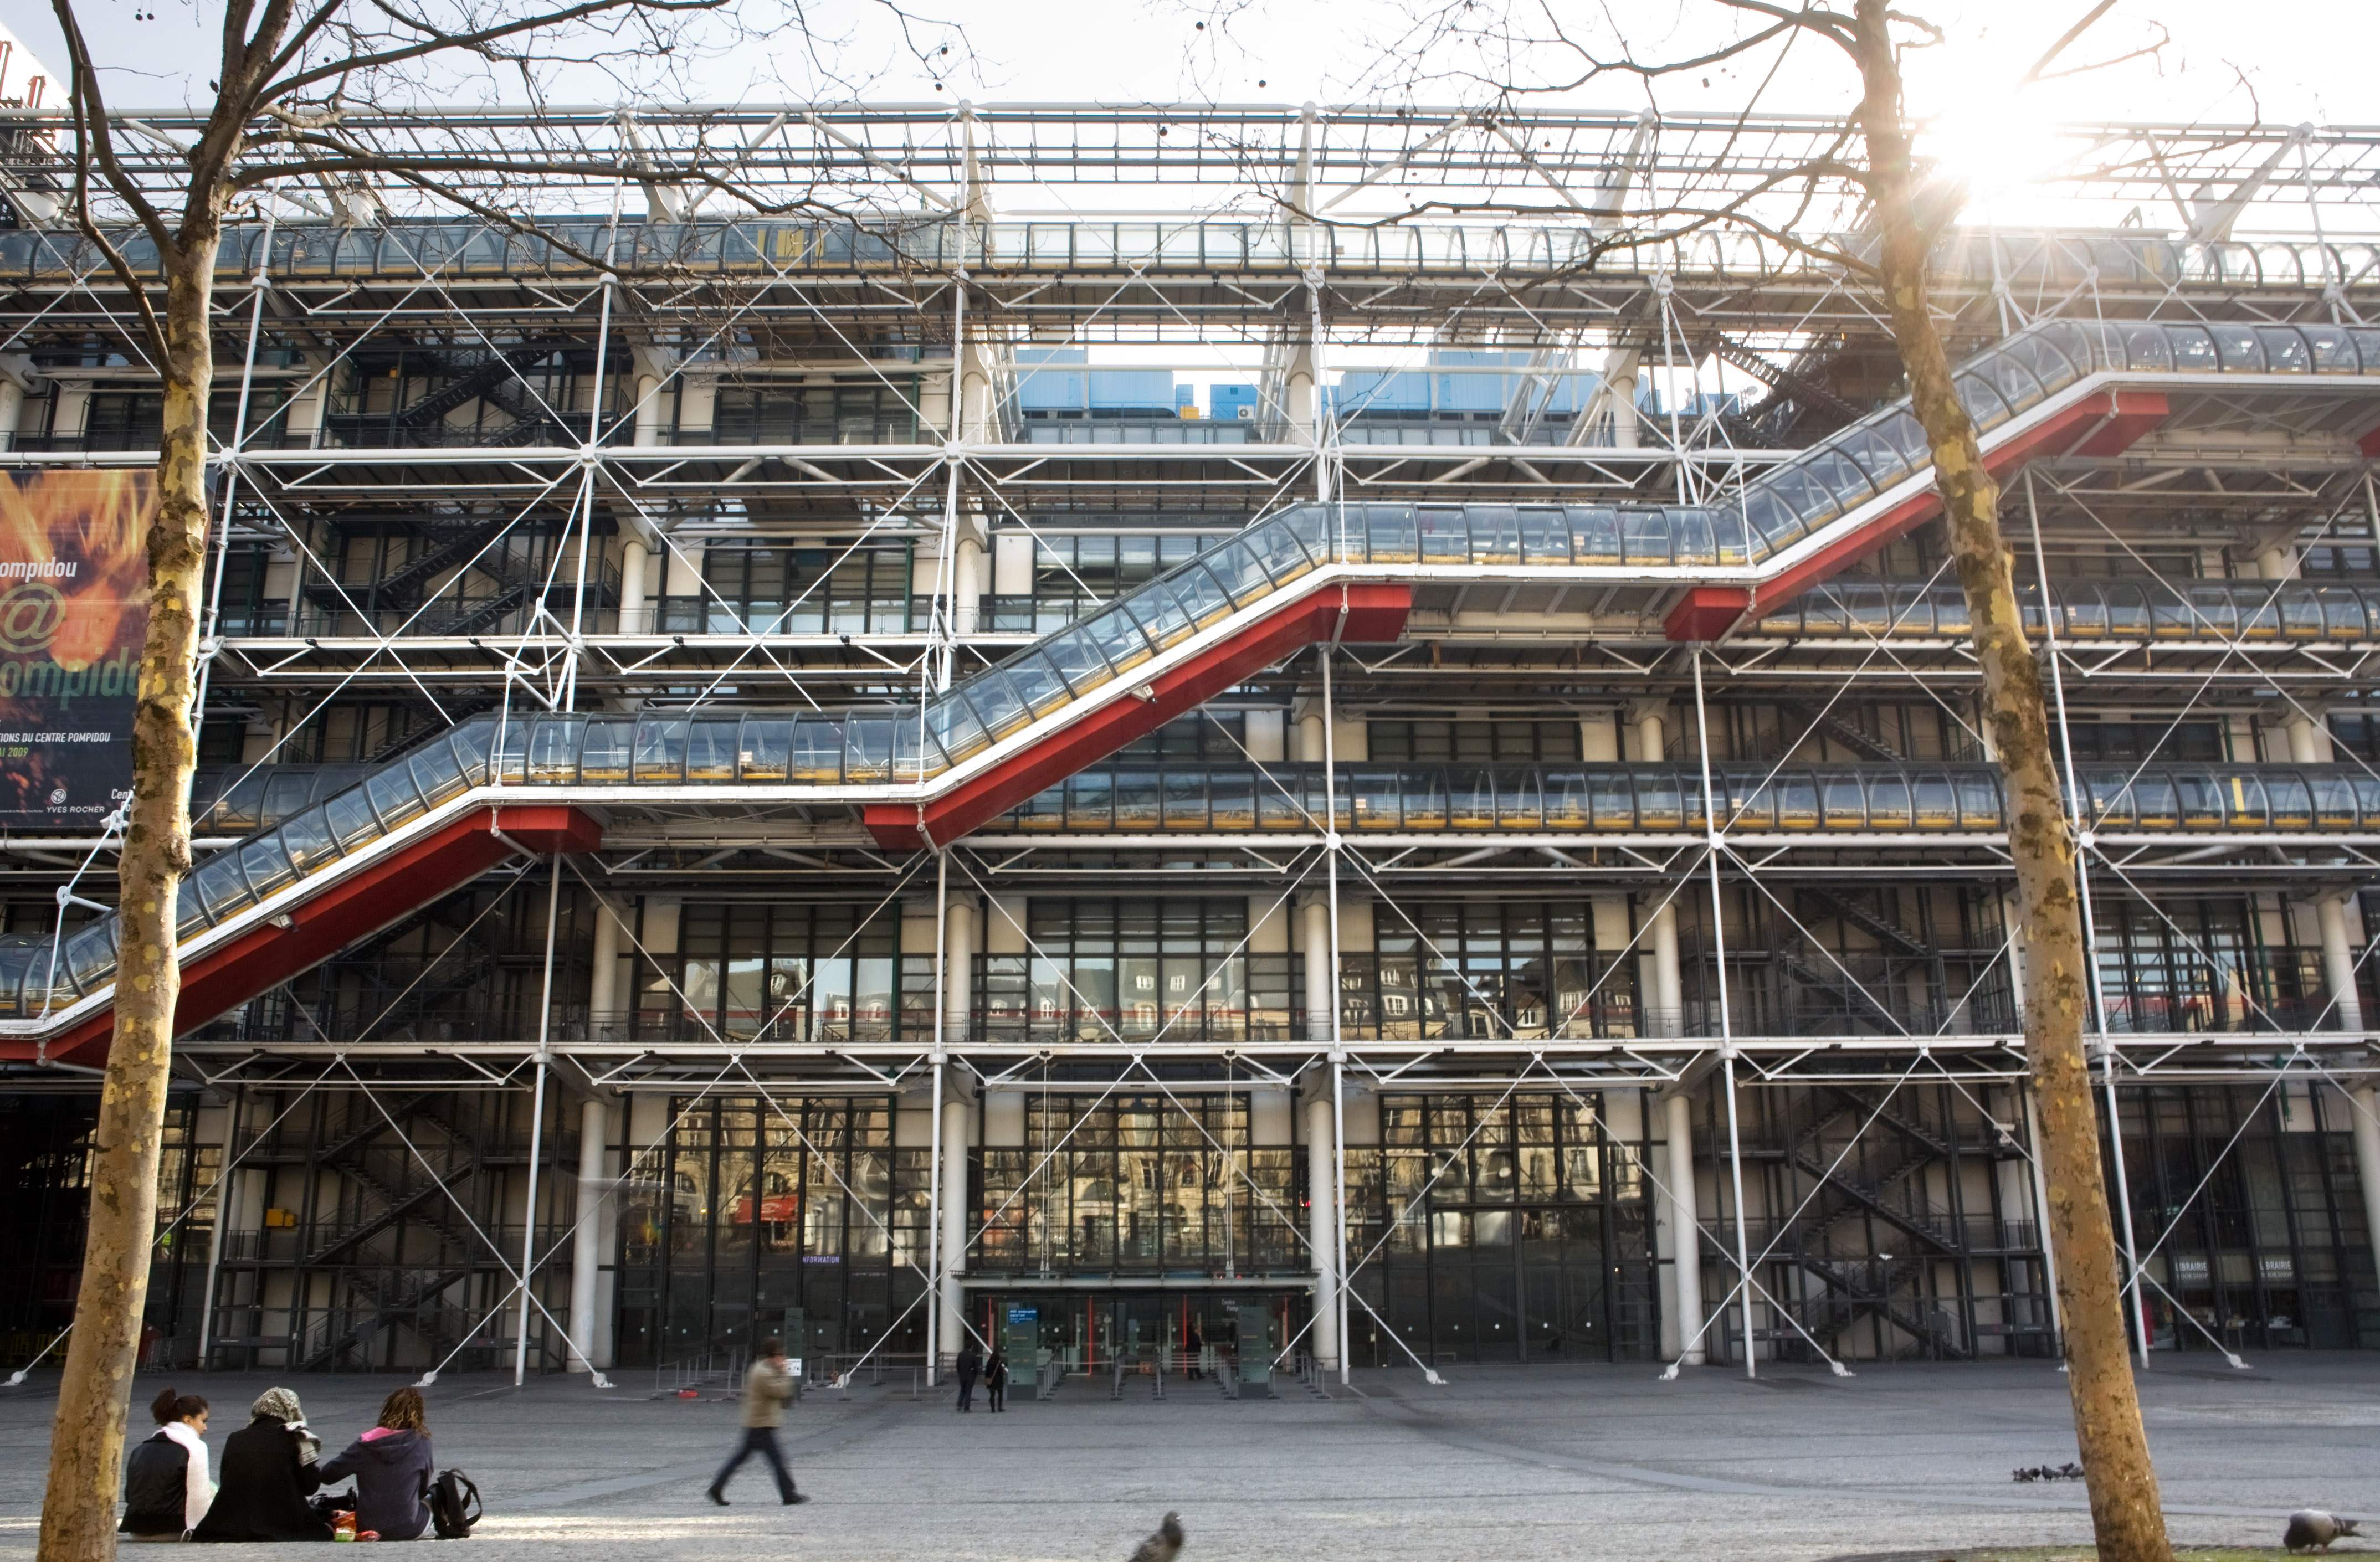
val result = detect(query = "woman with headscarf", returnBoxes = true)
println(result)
[193,1388,334,1542]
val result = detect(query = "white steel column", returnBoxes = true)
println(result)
[953,533,984,635]
[570,887,622,1369]
[197,1086,243,1370]
[1301,893,1333,1040]
[2348,1086,2380,1277]
[568,1096,612,1375]
[516,862,561,1385]
[937,1088,977,1360]
[2320,894,2367,1032]
[1305,1088,1341,1370]
[1663,1090,1705,1366]
[943,893,975,1045]
[0,361,25,450]
[616,539,650,634]
[1690,651,1757,1376]
[1649,903,1682,1037]
[587,898,624,1040]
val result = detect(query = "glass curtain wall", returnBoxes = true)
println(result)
[1342,1092,1656,1366]
[1340,901,1633,1041]
[2117,1084,2379,1351]
[2093,898,2319,1033]
[973,1094,1302,1277]
[656,541,912,634]
[979,898,1290,1045]
[647,905,900,1045]
[614,1094,915,1368]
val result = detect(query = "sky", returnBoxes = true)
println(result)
[5,0,2368,129]
[7,0,2369,399]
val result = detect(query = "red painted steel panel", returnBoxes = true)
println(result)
[1665,389,2169,641]
[9,804,602,1066]
[866,582,1413,849]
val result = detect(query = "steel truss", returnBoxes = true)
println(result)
[6,100,2380,1378]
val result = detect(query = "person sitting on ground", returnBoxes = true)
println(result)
[194,1387,334,1542]
[320,1387,435,1541]
[122,1388,213,1542]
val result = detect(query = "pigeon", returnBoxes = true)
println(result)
[1128,1512,1185,1562]
[2284,1510,2361,1553]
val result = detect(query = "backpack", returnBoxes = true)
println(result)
[429,1469,481,1539]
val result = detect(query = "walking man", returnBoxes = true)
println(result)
[708,1339,809,1507]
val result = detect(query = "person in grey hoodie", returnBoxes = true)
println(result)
[707,1338,806,1506]
[320,1387,435,1541]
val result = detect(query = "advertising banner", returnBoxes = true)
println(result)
[0,469,155,828]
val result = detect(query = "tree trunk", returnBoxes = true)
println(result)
[1846,4,2170,1560]
[37,238,216,1562]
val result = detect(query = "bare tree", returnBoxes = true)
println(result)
[1307,2,2173,1558]
[32,3,959,1556]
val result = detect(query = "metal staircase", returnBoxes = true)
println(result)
[1766,1086,1972,1359]
[294,1097,497,1370]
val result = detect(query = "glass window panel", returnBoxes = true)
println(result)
[1039,626,1115,697]
[279,804,341,875]
[685,720,740,782]
[844,718,893,782]
[239,835,298,898]
[1566,506,1620,564]
[1002,650,1073,717]
[581,719,632,782]
[739,718,792,781]
[1169,564,1237,628]
[961,669,1031,740]
[791,718,845,781]
[365,764,429,831]
[633,717,688,782]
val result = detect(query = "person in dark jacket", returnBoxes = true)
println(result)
[123,1388,213,1541]
[983,1348,1009,1413]
[320,1387,434,1542]
[953,1340,982,1412]
[195,1387,333,1542]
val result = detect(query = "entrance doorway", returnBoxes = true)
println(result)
[974,1289,1302,1378]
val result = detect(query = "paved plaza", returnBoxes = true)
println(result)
[3,1358,2378,1560]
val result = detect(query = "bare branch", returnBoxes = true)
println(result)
[264,0,731,101]
[2019,0,2123,88]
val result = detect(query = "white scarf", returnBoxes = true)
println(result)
[158,1421,214,1532]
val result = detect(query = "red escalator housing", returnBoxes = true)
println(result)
[12,803,602,1066]
[866,582,1413,849]
[1663,389,2169,641]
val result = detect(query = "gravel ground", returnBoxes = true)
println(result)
[3,1355,2377,1560]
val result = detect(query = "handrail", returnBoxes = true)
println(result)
[10,316,2380,1030]
[9,220,2377,295]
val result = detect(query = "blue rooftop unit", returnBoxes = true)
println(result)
[1332,351,1599,420]
[1209,383,1259,421]
[1013,348,1181,416]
